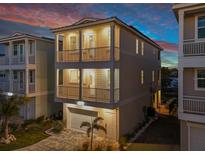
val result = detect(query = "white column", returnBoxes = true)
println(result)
[110,23,115,103]
[25,69,29,95]
[55,34,59,62]
[25,38,29,65]
[8,41,13,65]
[178,10,184,114]
[9,70,13,92]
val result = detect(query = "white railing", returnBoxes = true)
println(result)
[0,81,10,92]
[11,56,25,64]
[29,84,35,93]
[0,56,9,65]
[183,41,205,56]
[57,86,79,100]
[58,50,80,62]
[183,96,205,114]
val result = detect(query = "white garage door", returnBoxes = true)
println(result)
[69,108,97,132]
[190,126,205,150]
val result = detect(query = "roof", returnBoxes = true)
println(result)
[0,32,54,43]
[172,3,204,21]
[51,17,162,50]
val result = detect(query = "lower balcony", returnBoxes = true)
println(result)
[183,96,205,114]
[58,85,80,100]
[82,87,110,103]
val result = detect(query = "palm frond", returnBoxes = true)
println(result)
[86,127,91,137]
[93,117,104,124]
[80,121,91,128]
[93,124,107,134]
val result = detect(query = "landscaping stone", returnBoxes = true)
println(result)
[0,134,16,144]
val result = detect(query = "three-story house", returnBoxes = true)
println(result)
[52,17,161,140]
[173,4,205,150]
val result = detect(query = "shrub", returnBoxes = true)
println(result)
[36,116,45,124]
[51,120,64,134]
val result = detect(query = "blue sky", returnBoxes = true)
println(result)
[0,3,178,68]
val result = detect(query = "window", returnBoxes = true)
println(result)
[58,70,63,85]
[0,73,5,78]
[70,36,77,50]
[141,42,144,56]
[196,69,205,89]
[69,70,79,83]
[198,16,205,39]
[29,41,35,55]
[13,44,18,56]
[136,39,139,54]
[141,70,144,85]
[29,70,35,84]
[13,71,18,80]
[152,70,155,82]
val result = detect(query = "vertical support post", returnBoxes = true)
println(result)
[79,30,82,100]
[25,39,29,95]
[178,10,184,114]
[9,70,13,92]
[55,34,59,98]
[110,23,115,103]
[8,41,13,65]
[25,69,29,95]
[25,39,29,65]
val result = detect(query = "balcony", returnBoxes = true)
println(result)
[11,56,25,64]
[12,81,25,94]
[183,96,205,114]
[82,87,110,103]
[183,41,205,56]
[0,81,10,92]
[58,49,80,62]
[58,85,79,99]
[0,56,9,65]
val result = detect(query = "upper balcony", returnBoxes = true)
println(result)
[183,40,205,56]
[0,40,36,66]
[56,24,120,63]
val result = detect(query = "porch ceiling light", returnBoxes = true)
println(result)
[7,92,13,96]
[77,101,85,106]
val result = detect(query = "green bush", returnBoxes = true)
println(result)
[51,120,64,134]
[36,116,45,124]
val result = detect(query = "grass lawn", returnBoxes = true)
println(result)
[0,129,49,151]
[0,120,52,151]
[127,143,180,151]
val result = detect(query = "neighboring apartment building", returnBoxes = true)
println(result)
[173,4,205,150]
[0,33,60,119]
[52,17,162,140]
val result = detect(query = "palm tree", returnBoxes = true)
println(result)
[0,93,30,139]
[80,117,107,150]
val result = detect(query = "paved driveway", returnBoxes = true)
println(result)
[18,129,116,151]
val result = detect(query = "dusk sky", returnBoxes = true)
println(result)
[0,3,178,68]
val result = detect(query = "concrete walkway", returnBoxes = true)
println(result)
[18,129,117,151]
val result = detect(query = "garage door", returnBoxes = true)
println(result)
[69,108,97,131]
[190,126,205,150]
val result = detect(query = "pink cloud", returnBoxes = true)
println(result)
[155,40,178,52]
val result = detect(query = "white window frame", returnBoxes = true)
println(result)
[141,41,144,56]
[195,14,205,41]
[141,70,144,85]
[194,69,205,91]
[136,39,139,54]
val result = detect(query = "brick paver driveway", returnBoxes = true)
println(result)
[18,129,117,151]
[18,130,89,151]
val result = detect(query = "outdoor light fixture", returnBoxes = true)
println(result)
[76,101,85,106]
[7,92,14,96]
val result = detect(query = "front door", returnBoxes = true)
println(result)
[19,44,24,63]
[88,34,95,59]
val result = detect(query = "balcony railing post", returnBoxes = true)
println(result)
[79,30,82,100]
[8,41,13,65]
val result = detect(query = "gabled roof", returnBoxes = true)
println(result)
[72,17,101,26]
[51,17,162,50]
[0,32,54,43]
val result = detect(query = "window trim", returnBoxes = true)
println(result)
[136,39,139,54]
[141,41,144,56]
[195,14,205,41]
[194,69,205,91]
